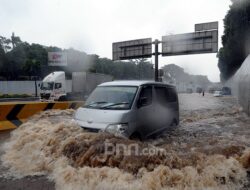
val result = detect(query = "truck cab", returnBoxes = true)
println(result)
[40,71,67,101]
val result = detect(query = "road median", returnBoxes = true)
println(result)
[0,101,84,131]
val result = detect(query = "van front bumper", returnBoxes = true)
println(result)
[74,119,129,137]
[74,119,107,132]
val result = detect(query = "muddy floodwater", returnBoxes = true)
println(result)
[1,94,250,190]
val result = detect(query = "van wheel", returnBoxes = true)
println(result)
[171,119,178,128]
[130,132,142,141]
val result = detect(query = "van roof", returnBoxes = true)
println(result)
[99,80,175,87]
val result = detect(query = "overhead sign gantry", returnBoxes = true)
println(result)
[112,38,152,60]
[112,21,219,81]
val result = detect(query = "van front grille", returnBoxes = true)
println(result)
[81,126,100,133]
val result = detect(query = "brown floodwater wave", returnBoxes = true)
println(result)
[1,107,250,190]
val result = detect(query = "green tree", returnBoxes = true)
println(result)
[46,46,62,53]
[11,32,22,48]
[28,44,47,66]
[0,36,11,52]
[89,56,153,80]
[0,44,6,77]
[134,58,154,79]
[22,59,41,79]
[218,0,250,81]
[5,42,29,79]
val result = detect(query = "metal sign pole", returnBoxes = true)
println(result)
[35,76,38,97]
[153,39,160,82]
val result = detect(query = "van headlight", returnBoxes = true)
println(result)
[105,123,128,135]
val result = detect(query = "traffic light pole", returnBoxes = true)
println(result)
[153,39,161,82]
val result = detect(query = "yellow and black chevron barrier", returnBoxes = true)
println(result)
[0,101,84,131]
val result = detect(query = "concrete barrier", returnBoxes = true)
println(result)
[226,55,250,116]
[0,101,84,131]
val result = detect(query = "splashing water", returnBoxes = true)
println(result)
[1,95,250,190]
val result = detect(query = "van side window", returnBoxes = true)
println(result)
[155,86,177,104]
[137,86,152,108]
[155,86,168,104]
[55,83,62,89]
[167,88,177,102]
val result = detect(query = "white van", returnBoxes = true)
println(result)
[74,81,179,139]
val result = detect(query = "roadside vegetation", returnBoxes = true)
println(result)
[0,93,32,99]
[218,0,250,81]
[0,33,154,81]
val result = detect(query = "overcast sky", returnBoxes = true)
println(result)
[0,0,232,82]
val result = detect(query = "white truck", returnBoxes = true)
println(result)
[39,71,113,101]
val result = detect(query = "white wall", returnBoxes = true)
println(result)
[0,80,73,95]
[226,55,250,116]
[0,81,41,95]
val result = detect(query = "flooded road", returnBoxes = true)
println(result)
[0,94,250,190]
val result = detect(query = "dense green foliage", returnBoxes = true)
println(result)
[89,56,153,80]
[0,34,153,80]
[0,34,49,80]
[218,0,250,81]
[0,93,32,99]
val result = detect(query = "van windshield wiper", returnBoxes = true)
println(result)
[101,102,129,109]
[85,101,108,108]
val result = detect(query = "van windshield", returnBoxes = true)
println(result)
[40,82,54,90]
[84,86,138,110]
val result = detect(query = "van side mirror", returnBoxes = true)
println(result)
[38,83,40,87]
[137,97,148,108]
